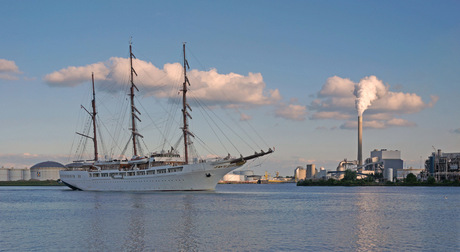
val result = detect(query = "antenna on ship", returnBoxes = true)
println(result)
[129,39,143,157]
[181,42,193,164]
[76,72,98,161]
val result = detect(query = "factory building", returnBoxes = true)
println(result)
[425,149,460,181]
[318,167,327,179]
[360,149,403,180]
[295,165,327,181]
[294,166,306,182]
[0,161,66,181]
[306,164,317,179]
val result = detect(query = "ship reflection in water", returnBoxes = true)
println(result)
[0,184,458,251]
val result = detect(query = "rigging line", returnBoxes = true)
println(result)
[76,115,92,161]
[211,107,255,151]
[96,119,106,160]
[250,151,271,168]
[121,134,132,158]
[68,106,84,163]
[233,107,270,148]
[162,83,182,150]
[109,77,131,157]
[187,46,207,72]
[192,133,219,157]
[192,94,253,152]
[98,113,126,159]
[190,96,229,154]
[223,108,263,150]
[134,96,176,151]
[191,94,237,154]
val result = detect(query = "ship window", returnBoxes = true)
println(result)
[157,169,166,174]
[101,173,108,177]
[147,170,155,175]
[168,167,183,173]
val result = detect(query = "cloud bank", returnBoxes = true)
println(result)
[0,59,22,80]
[44,57,281,108]
[0,153,69,168]
[310,75,437,129]
[275,100,307,121]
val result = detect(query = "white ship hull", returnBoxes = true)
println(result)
[59,161,241,191]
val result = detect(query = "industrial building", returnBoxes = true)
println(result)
[306,164,317,178]
[294,164,327,181]
[425,149,460,181]
[332,149,404,181]
[0,161,65,181]
[359,149,403,181]
[294,166,306,182]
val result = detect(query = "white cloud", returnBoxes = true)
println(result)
[312,111,351,120]
[44,62,110,87]
[310,75,437,129]
[44,57,281,108]
[0,59,22,80]
[386,118,416,127]
[0,153,69,168]
[275,102,307,121]
[319,76,355,97]
[239,113,252,121]
[340,117,416,129]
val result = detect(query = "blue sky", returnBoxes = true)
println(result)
[1,0,459,176]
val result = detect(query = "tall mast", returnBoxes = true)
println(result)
[129,40,142,157]
[76,73,98,162]
[91,73,98,161]
[182,43,191,164]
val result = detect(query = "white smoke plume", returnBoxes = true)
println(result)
[354,76,387,116]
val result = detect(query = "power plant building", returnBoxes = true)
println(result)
[369,149,403,179]
[425,149,460,181]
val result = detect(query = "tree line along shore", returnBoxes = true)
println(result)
[0,180,62,186]
[297,170,460,186]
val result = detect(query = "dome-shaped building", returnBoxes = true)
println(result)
[30,161,65,181]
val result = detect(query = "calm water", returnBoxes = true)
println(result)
[0,184,458,251]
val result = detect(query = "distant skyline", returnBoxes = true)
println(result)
[1,0,459,175]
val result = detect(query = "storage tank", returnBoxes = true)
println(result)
[9,169,24,181]
[294,166,307,182]
[337,166,345,180]
[234,170,254,176]
[30,161,65,181]
[0,168,10,181]
[307,164,316,178]
[22,169,31,180]
[384,168,393,182]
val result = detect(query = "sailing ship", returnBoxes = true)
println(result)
[59,42,273,191]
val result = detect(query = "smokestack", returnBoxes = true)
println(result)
[358,115,363,166]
